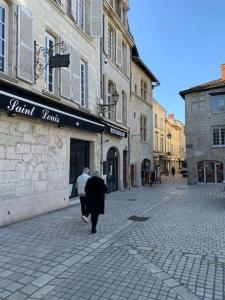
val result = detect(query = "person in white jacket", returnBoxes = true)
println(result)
[75,167,90,223]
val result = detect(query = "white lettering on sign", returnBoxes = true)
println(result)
[110,127,126,137]
[41,109,59,123]
[7,99,35,116]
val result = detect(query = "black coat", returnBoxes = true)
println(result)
[85,176,108,214]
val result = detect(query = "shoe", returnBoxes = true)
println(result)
[91,229,97,234]
[82,216,89,223]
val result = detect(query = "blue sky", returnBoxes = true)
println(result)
[129,0,225,123]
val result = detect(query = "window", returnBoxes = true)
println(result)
[160,118,163,130]
[144,82,147,100]
[122,8,127,27]
[45,33,55,93]
[108,25,114,60]
[76,0,84,30]
[122,42,127,74]
[122,91,127,125]
[154,113,158,128]
[141,79,147,100]
[0,3,7,72]
[212,95,225,113]
[160,136,164,152]
[106,80,115,120]
[134,84,137,93]
[80,60,87,107]
[212,127,225,146]
[115,0,121,19]
[140,115,147,142]
[155,133,158,151]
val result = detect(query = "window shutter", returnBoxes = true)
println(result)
[126,44,130,77]
[71,0,77,22]
[116,30,122,67]
[85,0,91,35]
[103,15,108,54]
[71,47,80,103]
[60,40,71,100]
[90,0,103,38]
[116,87,122,123]
[17,6,33,83]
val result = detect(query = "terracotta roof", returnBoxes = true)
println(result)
[180,78,225,99]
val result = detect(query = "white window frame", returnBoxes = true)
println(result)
[212,95,225,113]
[140,115,147,142]
[108,25,114,60]
[80,59,87,107]
[212,127,225,147]
[76,0,85,30]
[45,33,55,93]
[0,1,8,73]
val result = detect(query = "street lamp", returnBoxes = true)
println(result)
[167,132,172,139]
[99,90,119,119]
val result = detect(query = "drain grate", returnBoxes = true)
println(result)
[128,198,136,201]
[128,215,149,221]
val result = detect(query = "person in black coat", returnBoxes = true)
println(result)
[85,171,108,234]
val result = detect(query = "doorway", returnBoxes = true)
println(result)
[141,159,151,185]
[106,147,119,193]
[198,161,224,183]
[123,150,128,189]
[69,139,90,198]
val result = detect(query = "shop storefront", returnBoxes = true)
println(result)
[0,81,104,226]
[102,121,128,192]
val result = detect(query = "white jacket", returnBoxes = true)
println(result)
[76,173,90,196]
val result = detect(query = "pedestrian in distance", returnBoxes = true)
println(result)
[85,171,108,234]
[150,171,155,186]
[75,167,90,223]
[171,166,175,178]
[156,165,162,183]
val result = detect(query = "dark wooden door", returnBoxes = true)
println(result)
[107,148,118,193]
[70,139,90,197]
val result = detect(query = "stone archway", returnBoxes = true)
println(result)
[106,147,119,192]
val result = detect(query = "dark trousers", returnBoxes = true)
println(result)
[91,213,99,231]
[80,196,89,217]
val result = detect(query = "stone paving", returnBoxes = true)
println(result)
[0,177,225,299]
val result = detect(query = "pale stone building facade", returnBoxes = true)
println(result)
[130,48,159,187]
[101,0,134,192]
[152,99,167,172]
[165,114,185,174]
[0,0,103,226]
[180,65,225,184]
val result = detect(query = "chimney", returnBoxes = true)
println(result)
[168,114,174,120]
[221,64,225,80]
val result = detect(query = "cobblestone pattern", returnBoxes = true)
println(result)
[0,179,225,299]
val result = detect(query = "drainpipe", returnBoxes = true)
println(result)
[100,30,104,175]
[128,49,132,190]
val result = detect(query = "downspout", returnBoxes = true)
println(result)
[128,51,132,189]
[100,27,104,175]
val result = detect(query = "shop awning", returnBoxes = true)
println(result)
[0,81,104,133]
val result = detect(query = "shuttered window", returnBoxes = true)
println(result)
[45,33,55,93]
[0,3,7,72]
[80,59,87,107]
[76,0,84,30]
[108,25,114,59]
[140,115,147,142]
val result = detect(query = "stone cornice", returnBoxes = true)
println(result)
[104,1,134,47]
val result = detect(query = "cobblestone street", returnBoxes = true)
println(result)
[0,177,225,300]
